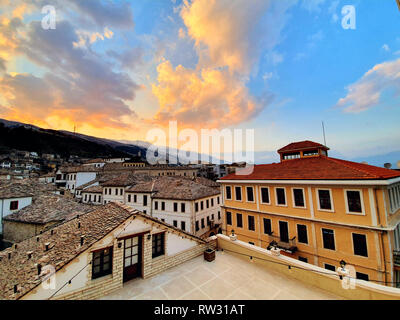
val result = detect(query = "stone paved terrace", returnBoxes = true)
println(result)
[100,251,341,300]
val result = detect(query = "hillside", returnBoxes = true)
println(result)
[0,120,136,159]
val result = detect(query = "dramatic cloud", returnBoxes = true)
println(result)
[0,20,139,129]
[336,58,400,113]
[151,0,292,129]
[151,60,262,128]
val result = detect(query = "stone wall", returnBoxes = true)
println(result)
[3,221,42,243]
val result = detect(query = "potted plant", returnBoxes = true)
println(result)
[204,248,216,262]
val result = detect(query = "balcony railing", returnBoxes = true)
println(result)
[267,234,297,254]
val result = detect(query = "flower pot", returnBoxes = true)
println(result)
[204,249,215,262]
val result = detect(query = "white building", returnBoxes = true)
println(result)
[0,187,33,234]
[125,176,222,238]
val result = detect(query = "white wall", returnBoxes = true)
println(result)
[0,196,33,233]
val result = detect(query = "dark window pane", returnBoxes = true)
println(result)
[352,233,368,257]
[226,186,232,199]
[261,188,269,203]
[226,212,232,225]
[318,190,332,210]
[236,214,243,228]
[152,233,165,258]
[293,189,305,207]
[356,272,369,281]
[276,188,286,205]
[235,187,242,201]
[263,218,272,235]
[322,228,335,250]
[325,264,336,271]
[248,216,255,231]
[297,224,308,244]
[246,187,254,202]
[347,191,362,213]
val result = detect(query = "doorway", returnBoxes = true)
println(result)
[123,236,142,282]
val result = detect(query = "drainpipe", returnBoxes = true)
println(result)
[374,188,387,285]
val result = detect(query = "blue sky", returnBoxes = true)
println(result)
[0,0,399,164]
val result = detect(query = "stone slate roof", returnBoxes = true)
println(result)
[0,203,134,300]
[0,179,59,199]
[126,176,220,200]
[101,172,153,187]
[82,185,103,193]
[3,195,93,225]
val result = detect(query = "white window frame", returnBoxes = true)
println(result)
[245,186,255,203]
[344,189,366,215]
[259,186,271,205]
[316,188,335,213]
[275,187,287,207]
[292,187,306,209]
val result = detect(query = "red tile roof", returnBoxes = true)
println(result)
[220,156,400,181]
[277,140,329,153]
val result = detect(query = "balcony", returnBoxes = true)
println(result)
[267,234,297,254]
[393,250,400,267]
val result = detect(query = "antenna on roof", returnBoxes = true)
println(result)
[322,121,327,146]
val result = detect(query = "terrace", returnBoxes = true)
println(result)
[100,250,340,300]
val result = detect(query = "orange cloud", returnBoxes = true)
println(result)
[151,60,260,129]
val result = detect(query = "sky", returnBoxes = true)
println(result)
[0,0,399,164]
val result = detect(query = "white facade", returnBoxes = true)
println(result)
[66,171,97,194]
[103,187,125,204]
[0,196,33,233]
[125,193,222,237]
[82,192,102,205]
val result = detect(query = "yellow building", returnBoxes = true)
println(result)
[218,141,400,287]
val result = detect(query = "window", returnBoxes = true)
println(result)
[218,211,221,220]
[236,213,243,228]
[173,203,178,212]
[248,216,255,231]
[104,188,108,195]
[206,199,209,208]
[293,189,305,207]
[249,242,255,245]
[260,187,270,204]
[276,188,286,205]
[226,212,232,225]
[246,187,254,202]
[324,264,336,272]
[299,256,308,263]
[181,203,185,213]
[120,189,123,196]
[152,233,165,258]
[346,190,363,213]
[318,189,332,211]
[211,198,214,207]
[115,188,118,196]
[128,194,131,202]
[322,228,335,250]
[235,186,242,201]
[195,202,199,212]
[9,201,18,210]
[196,221,199,231]
[356,272,369,281]
[201,218,205,228]
[154,201,158,210]
[352,233,368,257]
[200,201,204,210]
[297,224,308,244]
[207,216,210,225]
[143,195,148,206]
[173,220,178,227]
[217,197,220,205]
[263,218,272,235]
[226,186,232,199]
[181,221,186,231]
[161,201,165,210]
[92,247,113,279]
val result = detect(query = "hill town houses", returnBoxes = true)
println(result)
[1,145,400,300]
